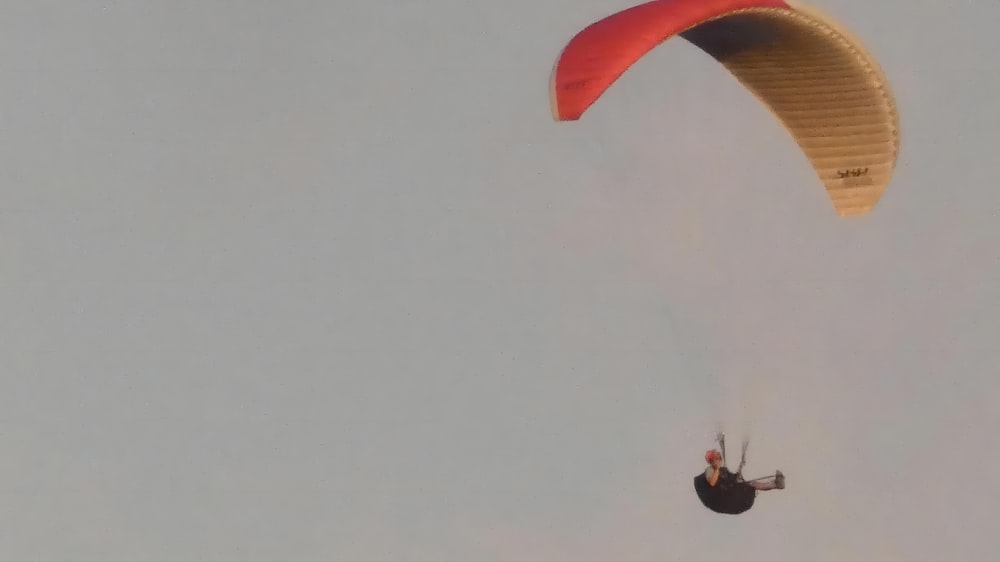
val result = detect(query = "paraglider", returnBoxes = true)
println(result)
[549,0,900,217]
[693,433,784,515]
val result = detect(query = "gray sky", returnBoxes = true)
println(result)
[2,0,998,560]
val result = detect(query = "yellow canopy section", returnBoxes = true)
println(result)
[679,1,900,216]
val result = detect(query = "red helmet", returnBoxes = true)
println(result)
[705,449,720,463]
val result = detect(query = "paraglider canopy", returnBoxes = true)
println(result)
[550,0,900,217]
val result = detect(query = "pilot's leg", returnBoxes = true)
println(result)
[748,471,785,490]
[748,478,777,491]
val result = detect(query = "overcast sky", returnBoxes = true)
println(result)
[2,0,999,560]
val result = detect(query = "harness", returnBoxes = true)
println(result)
[693,467,757,515]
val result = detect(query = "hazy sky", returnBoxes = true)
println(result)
[2,1,999,560]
